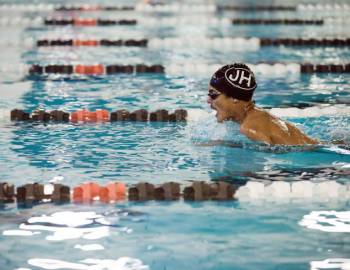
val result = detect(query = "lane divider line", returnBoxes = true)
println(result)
[231,19,323,25]
[34,38,350,48]
[45,18,137,26]
[1,3,349,14]
[2,37,349,49]
[25,63,350,75]
[0,17,331,27]
[1,180,349,206]
[3,106,350,123]
[10,109,188,122]
[0,4,296,12]
[1,63,350,78]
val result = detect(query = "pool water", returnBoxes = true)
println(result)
[0,0,350,269]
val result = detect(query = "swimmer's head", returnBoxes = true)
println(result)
[209,63,257,101]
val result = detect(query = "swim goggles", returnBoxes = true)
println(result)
[208,89,221,100]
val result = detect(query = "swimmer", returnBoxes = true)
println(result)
[207,63,318,145]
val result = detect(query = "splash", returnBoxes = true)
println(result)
[74,244,105,251]
[310,258,350,270]
[299,211,350,232]
[3,211,132,241]
[184,109,347,153]
[185,109,241,142]
[27,257,149,270]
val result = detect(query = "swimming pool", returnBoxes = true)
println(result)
[0,0,350,269]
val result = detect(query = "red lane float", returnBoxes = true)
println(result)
[73,182,100,202]
[95,109,109,121]
[73,182,126,202]
[74,64,105,75]
[81,5,100,11]
[73,39,99,46]
[70,109,109,122]
[73,18,97,26]
[100,182,126,202]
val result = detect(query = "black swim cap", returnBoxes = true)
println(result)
[210,63,257,101]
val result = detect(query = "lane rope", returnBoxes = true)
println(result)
[1,179,349,205]
[217,5,295,11]
[297,4,350,14]
[0,17,334,27]
[1,63,350,78]
[9,108,188,122]
[231,19,323,25]
[44,18,137,26]
[37,37,350,49]
[2,106,350,124]
[2,37,350,49]
[2,4,347,13]
[0,3,217,13]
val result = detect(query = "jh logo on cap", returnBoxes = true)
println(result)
[225,67,256,91]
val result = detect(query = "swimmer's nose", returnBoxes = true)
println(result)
[207,96,212,104]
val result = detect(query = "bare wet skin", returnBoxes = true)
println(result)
[207,86,318,146]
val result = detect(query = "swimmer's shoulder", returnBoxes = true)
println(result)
[247,107,271,121]
[248,107,296,134]
[240,112,273,144]
[242,108,318,145]
[267,116,318,145]
[242,107,273,130]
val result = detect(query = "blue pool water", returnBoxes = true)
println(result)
[0,0,350,269]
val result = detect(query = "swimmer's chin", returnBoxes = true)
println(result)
[215,113,232,123]
[212,110,227,123]
[215,116,226,123]
[213,112,222,122]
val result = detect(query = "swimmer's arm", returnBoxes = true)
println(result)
[285,122,319,145]
[329,139,347,145]
[194,140,243,148]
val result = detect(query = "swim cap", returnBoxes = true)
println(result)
[209,63,257,101]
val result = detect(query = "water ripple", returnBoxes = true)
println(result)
[299,211,350,233]
[3,210,134,241]
[27,257,149,270]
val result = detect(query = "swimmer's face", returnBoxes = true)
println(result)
[207,86,236,122]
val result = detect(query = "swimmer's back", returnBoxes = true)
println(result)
[241,108,318,145]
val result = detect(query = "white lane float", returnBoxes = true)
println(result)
[269,104,350,118]
[0,3,56,11]
[149,37,260,50]
[0,17,43,27]
[138,16,231,26]
[297,3,350,15]
[165,63,300,76]
[135,3,216,13]
[235,180,350,200]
